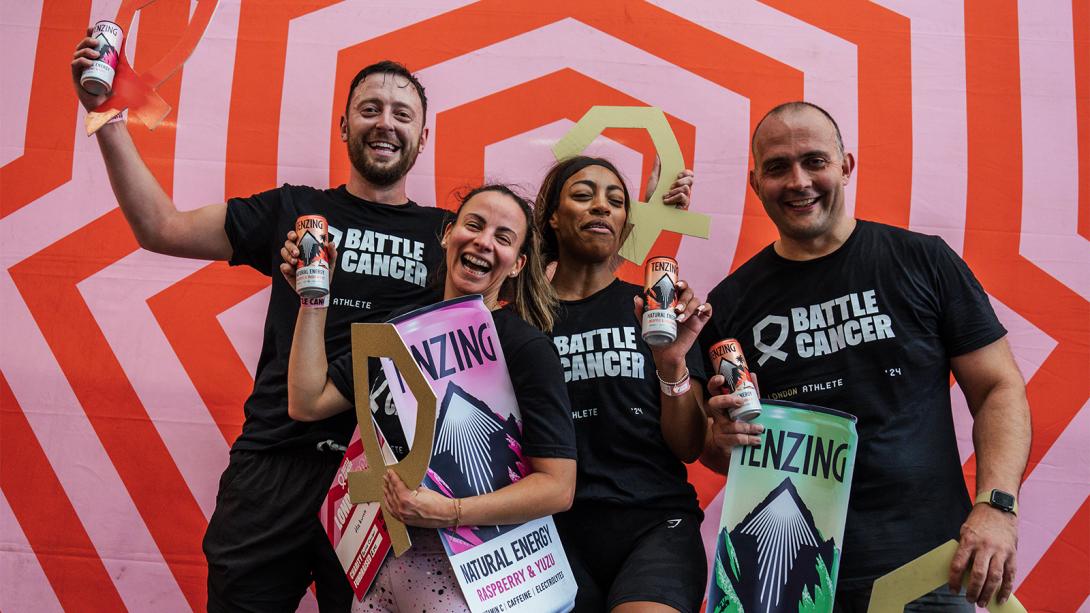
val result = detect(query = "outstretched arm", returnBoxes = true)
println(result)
[73,33,231,260]
[947,338,1030,607]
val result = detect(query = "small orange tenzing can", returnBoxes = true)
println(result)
[642,256,679,347]
[295,215,330,298]
[708,338,762,421]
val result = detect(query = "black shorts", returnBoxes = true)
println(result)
[556,503,707,613]
[202,448,353,612]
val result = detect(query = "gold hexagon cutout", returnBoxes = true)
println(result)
[347,322,438,556]
[553,106,711,265]
[868,540,1027,612]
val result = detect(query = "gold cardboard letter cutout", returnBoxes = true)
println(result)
[552,106,710,265]
[347,323,437,556]
[868,540,1026,613]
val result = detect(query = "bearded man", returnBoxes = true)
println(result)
[72,41,448,611]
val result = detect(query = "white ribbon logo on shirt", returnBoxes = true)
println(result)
[327,225,343,248]
[753,315,790,366]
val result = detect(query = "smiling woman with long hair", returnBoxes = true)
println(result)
[535,156,710,613]
[281,184,575,611]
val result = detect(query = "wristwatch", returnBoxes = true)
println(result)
[975,489,1018,515]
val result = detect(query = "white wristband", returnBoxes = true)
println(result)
[657,367,691,397]
[300,294,329,308]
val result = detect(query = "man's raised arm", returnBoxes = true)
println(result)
[72,31,231,261]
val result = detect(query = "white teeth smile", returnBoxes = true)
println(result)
[461,254,492,275]
[785,197,819,208]
[369,142,397,152]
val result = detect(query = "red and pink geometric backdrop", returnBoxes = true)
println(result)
[1,1,1087,611]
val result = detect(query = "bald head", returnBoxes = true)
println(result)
[745,100,856,259]
[751,102,844,161]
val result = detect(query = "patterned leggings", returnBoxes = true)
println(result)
[354,528,469,612]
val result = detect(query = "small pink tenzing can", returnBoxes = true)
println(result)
[80,20,124,96]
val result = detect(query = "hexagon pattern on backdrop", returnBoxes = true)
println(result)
[1,1,1086,611]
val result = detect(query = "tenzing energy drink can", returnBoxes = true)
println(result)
[708,338,762,421]
[80,21,123,96]
[295,215,330,298]
[706,401,857,613]
[642,256,679,347]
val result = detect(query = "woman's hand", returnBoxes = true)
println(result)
[635,279,712,461]
[661,168,694,208]
[383,470,458,529]
[643,155,695,209]
[633,279,712,375]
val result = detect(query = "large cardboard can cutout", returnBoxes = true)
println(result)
[707,401,858,613]
[382,296,577,613]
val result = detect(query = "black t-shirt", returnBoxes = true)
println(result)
[329,306,577,460]
[551,279,705,513]
[699,220,1006,588]
[224,184,450,451]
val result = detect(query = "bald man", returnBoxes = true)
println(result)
[699,102,1030,611]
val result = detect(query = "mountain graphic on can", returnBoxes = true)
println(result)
[642,256,678,347]
[708,338,762,421]
[298,230,324,263]
[426,381,527,545]
[97,38,119,65]
[80,21,124,96]
[710,478,836,613]
[294,215,329,298]
[706,401,857,613]
[647,272,676,307]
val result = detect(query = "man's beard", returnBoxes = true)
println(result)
[347,130,420,187]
